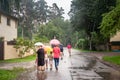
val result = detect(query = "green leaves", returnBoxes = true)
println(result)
[14,38,34,58]
[100,5,120,38]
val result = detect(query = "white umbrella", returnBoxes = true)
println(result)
[34,42,44,46]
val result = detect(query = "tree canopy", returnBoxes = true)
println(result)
[100,4,120,38]
[69,0,116,50]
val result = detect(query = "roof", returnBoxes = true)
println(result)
[0,10,18,21]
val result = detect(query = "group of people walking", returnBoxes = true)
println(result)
[35,43,71,72]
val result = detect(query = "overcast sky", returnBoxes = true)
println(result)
[45,0,72,20]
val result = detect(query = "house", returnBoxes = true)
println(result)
[0,10,18,60]
[0,10,34,60]
[110,32,120,51]
[0,10,18,41]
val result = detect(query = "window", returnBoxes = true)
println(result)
[7,18,10,26]
[15,21,17,28]
[0,14,1,23]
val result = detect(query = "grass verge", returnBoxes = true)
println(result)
[0,55,35,80]
[0,54,36,63]
[0,67,25,80]
[103,56,120,66]
[79,49,111,52]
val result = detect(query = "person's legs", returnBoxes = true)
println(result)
[45,59,48,69]
[54,58,59,70]
[49,60,53,70]
[38,66,41,71]
[39,58,45,71]
[56,58,59,66]
[41,66,45,71]
[38,60,41,71]
[54,58,57,68]
[60,52,63,60]
[68,49,71,56]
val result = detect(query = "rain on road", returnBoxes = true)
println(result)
[15,48,120,80]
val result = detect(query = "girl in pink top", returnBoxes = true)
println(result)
[67,44,72,56]
[53,45,61,71]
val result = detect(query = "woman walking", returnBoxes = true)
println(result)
[67,43,72,56]
[49,51,53,70]
[36,45,45,71]
[53,45,61,71]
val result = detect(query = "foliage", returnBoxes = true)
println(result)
[0,55,36,63]
[0,0,68,43]
[100,4,120,38]
[18,0,36,39]
[0,37,4,41]
[47,3,64,20]
[0,0,20,13]
[69,0,116,50]
[17,0,65,39]
[33,35,49,43]
[33,18,72,46]
[36,23,61,40]
[34,0,48,24]
[14,38,34,58]
[103,55,120,65]
[0,68,25,80]
[76,38,85,49]
[71,31,86,48]
[90,32,110,51]
[91,32,108,44]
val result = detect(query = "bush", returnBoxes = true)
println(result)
[14,38,34,58]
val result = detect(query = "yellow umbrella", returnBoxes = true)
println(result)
[44,46,53,55]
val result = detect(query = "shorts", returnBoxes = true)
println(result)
[38,58,45,66]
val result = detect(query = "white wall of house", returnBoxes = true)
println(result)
[3,41,34,60]
[0,14,17,41]
[4,41,19,59]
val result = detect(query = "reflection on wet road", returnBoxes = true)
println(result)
[15,48,120,80]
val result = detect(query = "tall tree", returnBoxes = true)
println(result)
[18,0,35,39]
[100,4,120,38]
[0,0,20,14]
[34,0,48,24]
[47,3,64,20]
[69,0,116,50]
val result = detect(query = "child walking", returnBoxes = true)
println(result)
[48,51,53,70]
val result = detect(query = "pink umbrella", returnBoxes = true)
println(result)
[49,39,60,45]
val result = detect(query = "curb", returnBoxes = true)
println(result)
[94,56,120,72]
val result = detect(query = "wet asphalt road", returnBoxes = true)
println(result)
[15,48,120,80]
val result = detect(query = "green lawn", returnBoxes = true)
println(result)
[0,67,25,80]
[79,49,111,52]
[0,54,36,63]
[0,55,36,80]
[103,56,120,65]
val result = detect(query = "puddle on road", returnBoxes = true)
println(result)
[15,53,120,80]
[96,71,120,80]
[69,54,120,80]
[70,69,102,80]
[16,69,47,80]
[97,72,110,80]
[93,61,120,80]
